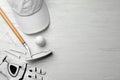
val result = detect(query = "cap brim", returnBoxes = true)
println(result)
[14,1,50,34]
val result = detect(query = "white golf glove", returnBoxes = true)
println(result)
[0,54,46,80]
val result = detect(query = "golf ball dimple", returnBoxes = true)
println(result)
[35,36,46,47]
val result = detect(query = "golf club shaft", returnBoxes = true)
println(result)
[0,8,32,58]
[0,8,25,44]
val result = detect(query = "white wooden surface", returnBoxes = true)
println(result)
[1,0,120,80]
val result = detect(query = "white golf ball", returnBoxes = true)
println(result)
[35,36,46,47]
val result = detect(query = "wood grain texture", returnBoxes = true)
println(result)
[1,0,120,80]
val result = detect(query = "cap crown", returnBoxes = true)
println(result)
[7,0,43,16]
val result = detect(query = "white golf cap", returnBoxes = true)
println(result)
[7,0,50,34]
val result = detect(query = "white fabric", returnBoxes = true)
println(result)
[0,54,46,80]
[7,0,43,16]
[0,54,26,80]
[6,0,50,34]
